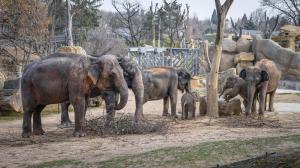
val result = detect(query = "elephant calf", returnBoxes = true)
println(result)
[219,75,248,109]
[181,92,196,119]
[143,67,192,118]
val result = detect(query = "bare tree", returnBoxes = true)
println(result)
[207,0,234,118]
[230,17,242,40]
[261,0,300,26]
[250,9,280,39]
[111,0,145,47]
[0,0,51,58]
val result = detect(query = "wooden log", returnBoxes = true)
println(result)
[0,89,22,115]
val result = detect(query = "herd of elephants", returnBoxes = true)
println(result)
[20,52,281,138]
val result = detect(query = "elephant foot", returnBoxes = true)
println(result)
[162,112,169,117]
[134,114,145,122]
[73,130,86,137]
[22,131,32,138]
[258,115,264,120]
[33,128,45,135]
[268,108,275,112]
[59,120,73,128]
[171,114,178,119]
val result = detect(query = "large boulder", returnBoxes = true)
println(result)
[236,38,252,52]
[3,78,20,89]
[222,39,237,52]
[234,52,255,74]
[252,35,300,81]
[220,53,236,71]
[0,89,22,114]
[199,97,241,116]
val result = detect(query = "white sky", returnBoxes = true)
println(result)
[100,0,261,20]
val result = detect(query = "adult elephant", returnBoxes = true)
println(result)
[239,59,281,117]
[143,67,191,118]
[60,56,191,123]
[21,53,128,138]
[60,56,144,124]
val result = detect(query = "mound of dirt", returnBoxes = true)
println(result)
[86,115,169,135]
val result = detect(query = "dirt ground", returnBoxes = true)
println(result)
[0,91,300,167]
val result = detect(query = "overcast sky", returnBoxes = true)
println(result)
[100,0,261,20]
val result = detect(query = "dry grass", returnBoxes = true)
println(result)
[86,114,169,135]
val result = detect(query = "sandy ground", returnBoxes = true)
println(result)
[0,91,300,167]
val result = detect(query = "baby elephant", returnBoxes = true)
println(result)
[181,92,196,119]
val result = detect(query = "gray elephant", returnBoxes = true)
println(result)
[181,92,196,120]
[239,59,281,117]
[143,67,191,118]
[60,59,191,123]
[21,53,128,138]
[60,56,144,125]
[219,75,248,109]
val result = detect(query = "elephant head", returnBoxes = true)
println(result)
[177,68,192,93]
[220,75,243,101]
[239,67,269,114]
[87,55,128,110]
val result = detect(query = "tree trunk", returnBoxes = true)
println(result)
[206,0,234,118]
[66,0,73,46]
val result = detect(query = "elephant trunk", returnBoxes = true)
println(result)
[115,77,129,110]
[245,83,256,115]
[131,69,144,121]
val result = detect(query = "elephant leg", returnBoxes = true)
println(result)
[22,105,35,138]
[103,92,116,123]
[163,97,169,116]
[72,98,86,137]
[258,89,267,117]
[264,94,268,111]
[181,104,184,120]
[268,91,276,112]
[170,92,178,118]
[33,104,46,135]
[61,102,72,127]
[251,92,258,115]
[192,104,196,118]
[243,100,248,112]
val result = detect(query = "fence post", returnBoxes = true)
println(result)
[204,40,211,71]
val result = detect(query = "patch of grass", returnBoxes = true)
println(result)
[27,159,81,168]
[97,135,300,168]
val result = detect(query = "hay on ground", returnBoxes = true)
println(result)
[86,114,169,135]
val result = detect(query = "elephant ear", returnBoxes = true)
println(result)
[87,62,102,85]
[261,70,269,82]
[239,69,246,80]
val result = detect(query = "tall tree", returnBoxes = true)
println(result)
[261,0,300,26]
[0,0,51,56]
[207,0,234,118]
[250,9,280,39]
[158,0,187,47]
[111,0,145,47]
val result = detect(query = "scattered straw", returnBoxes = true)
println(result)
[86,114,169,135]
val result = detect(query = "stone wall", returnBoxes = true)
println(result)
[252,35,300,81]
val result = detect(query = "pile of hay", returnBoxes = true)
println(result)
[86,115,168,135]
